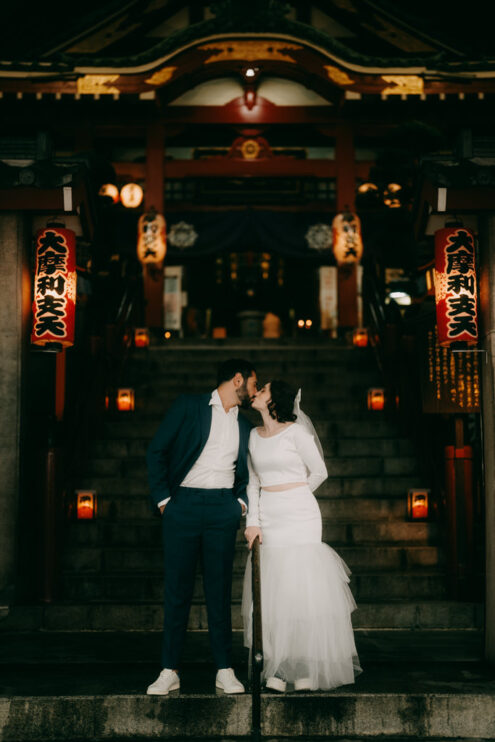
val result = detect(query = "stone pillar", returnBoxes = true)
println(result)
[0,213,30,602]
[479,214,495,663]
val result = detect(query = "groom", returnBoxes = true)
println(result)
[146,358,257,695]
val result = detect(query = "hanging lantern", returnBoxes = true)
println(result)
[76,490,97,520]
[353,328,369,347]
[407,489,430,521]
[367,388,385,411]
[134,328,150,348]
[117,388,135,411]
[434,226,478,347]
[98,183,119,203]
[137,209,167,264]
[120,183,144,208]
[31,225,77,348]
[332,212,363,266]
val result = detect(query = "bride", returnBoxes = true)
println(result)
[242,380,361,692]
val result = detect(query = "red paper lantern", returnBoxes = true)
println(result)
[367,388,385,411]
[137,209,166,264]
[407,489,430,521]
[134,328,150,348]
[353,328,369,347]
[332,212,363,267]
[76,491,97,520]
[31,226,76,348]
[434,227,478,347]
[117,388,135,411]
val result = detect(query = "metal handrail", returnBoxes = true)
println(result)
[251,535,263,742]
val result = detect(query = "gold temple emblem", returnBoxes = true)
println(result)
[241,139,261,160]
[199,41,301,64]
[77,75,120,95]
[381,75,424,95]
[145,67,177,86]
[324,65,354,86]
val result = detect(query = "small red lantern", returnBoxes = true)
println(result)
[212,327,227,339]
[353,328,369,347]
[368,388,385,411]
[31,225,76,348]
[408,489,430,521]
[76,491,97,520]
[434,226,478,347]
[117,388,135,412]
[134,328,150,348]
[332,211,364,267]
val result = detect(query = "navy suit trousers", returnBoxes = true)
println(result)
[161,486,242,670]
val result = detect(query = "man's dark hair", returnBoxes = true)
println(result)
[268,380,297,423]
[217,358,256,386]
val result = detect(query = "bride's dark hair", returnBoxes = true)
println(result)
[268,380,297,423]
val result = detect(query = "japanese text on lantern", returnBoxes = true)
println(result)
[31,227,76,347]
[434,227,478,347]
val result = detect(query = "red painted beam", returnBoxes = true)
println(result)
[113,160,374,179]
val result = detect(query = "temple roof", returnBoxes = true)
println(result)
[1,0,493,72]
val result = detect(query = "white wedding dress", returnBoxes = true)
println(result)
[241,422,361,690]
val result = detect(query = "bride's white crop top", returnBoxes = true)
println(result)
[246,422,327,527]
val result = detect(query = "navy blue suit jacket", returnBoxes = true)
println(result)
[147,393,253,511]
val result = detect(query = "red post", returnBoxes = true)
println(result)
[444,417,474,598]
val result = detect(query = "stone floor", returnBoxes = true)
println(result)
[1,630,494,739]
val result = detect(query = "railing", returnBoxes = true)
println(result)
[251,535,263,742]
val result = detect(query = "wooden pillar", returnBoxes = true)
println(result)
[335,124,358,328]
[479,213,495,663]
[144,122,165,328]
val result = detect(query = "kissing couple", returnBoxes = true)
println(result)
[146,358,361,695]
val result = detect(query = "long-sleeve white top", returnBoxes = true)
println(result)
[245,422,328,527]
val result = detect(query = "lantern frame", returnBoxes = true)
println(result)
[76,490,97,520]
[117,388,135,412]
[407,489,430,521]
[367,388,385,411]
[134,328,150,348]
[353,328,369,348]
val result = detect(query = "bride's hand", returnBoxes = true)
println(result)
[244,526,262,550]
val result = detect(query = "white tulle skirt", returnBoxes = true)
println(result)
[242,485,361,690]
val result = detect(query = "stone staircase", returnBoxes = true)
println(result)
[59,343,470,629]
[1,340,489,741]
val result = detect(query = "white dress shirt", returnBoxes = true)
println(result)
[158,389,246,513]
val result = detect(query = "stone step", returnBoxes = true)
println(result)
[88,436,415,459]
[1,600,482,633]
[135,367,381,384]
[0,630,483,665]
[78,474,421,499]
[1,659,493,740]
[60,570,448,602]
[63,544,443,574]
[84,455,420,479]
[98,418,402,440]
[65,519,439,548]
[133,397,377,416]
[75,494,414,520]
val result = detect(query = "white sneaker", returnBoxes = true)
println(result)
[146,669,180,695]
[294,677,312,691]
[266,676,287,692]
[215,668,245,694]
